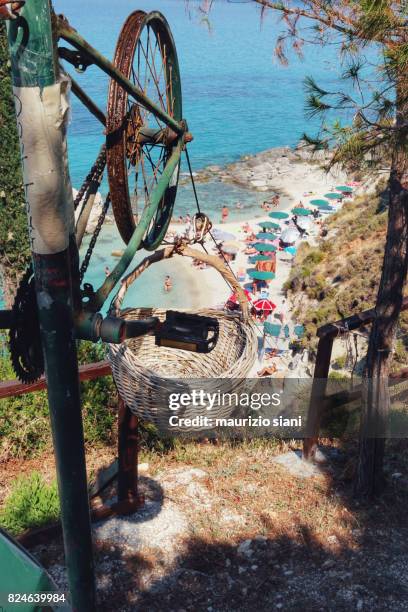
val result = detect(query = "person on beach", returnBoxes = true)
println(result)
[272,195,280,207]
[221,206,229,223]
[164,275,172,292]
[104,266,110,277]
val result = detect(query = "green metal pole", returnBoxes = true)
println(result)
[7,2,96,610]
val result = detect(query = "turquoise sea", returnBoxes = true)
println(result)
[37,1,350,308]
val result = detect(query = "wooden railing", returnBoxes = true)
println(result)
[303,296,408,460]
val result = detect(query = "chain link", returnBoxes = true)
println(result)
[79,193,111,282]
[74,145,106,211]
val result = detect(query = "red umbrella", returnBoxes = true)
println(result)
[253,298,276,312]
[228,289,253,303]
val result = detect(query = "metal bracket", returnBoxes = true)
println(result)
[58,46,94,72]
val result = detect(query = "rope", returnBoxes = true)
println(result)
[185,147,201,214]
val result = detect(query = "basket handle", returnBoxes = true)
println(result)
[110,243,250,322]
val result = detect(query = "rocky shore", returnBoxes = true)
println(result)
[188,144,334,193]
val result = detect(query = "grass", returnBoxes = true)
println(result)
[0,471,60,535]
[0,337,117,459]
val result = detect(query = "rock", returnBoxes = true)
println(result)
[237,539,253,557]
[327,535,339,545]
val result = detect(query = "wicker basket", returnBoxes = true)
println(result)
[108,244,258,428]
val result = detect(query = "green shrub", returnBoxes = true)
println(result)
[0,336,118,458]
[0,472,60,535]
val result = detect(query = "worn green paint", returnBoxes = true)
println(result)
[5,3,96,610]
[59,23,184,135]
[0,528,71,611]
[7,0,57,87]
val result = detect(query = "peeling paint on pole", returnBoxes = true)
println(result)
[5,1,97,609]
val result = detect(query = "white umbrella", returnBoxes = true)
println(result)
[212,229,236,241]
[281,228,300,244]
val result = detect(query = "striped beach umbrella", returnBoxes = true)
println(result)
[291,207,311,216]
[249,254,274,263]
[257,221,280,230]
[252,243,277,252]
[335,185,353,192]
[255,232,277,241]
[269,211,289,219]
[310,199,330,206]
[253,298,276,313]
[248,269,276,281]
[324,192,342,199]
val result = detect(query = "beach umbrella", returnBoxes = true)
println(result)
[315,202,333,210]
[252,243,277,252]
[324,192,342,200]
[269,211,289,219]
[222,239,241,249]
[227,289,252,304]
[255,232,277,241]
[296,216,311,231]
[249,254,273,263]
[335,185,353,192]
[248,269,276,281]
[318,204,334,212]
[253,298,277,313]
[284,246,297,256]
[310,199,330,206]
[280,228,300,244]
[257,221,280,230]
[212,228,236,241]
[292,207,311,216]
[221,244,239,255]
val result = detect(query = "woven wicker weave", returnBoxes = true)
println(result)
[107,244,258,426]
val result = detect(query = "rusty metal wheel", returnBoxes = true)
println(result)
[106,10,182,248]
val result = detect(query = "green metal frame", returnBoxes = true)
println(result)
[56,14,188,333]
[4,1,189,608]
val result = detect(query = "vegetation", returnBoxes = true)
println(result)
[0,338,117,459]
[0,471,60,535]
[285,185,408,368]
[250,0,408,495]
[0,23,31,306]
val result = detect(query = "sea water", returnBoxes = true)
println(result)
[14,0,352,308]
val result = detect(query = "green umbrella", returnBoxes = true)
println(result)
[317,203,333,210]
[248,269,276,281]
[256,232,277,241]
[249,254,274,263]
[324,192,342,199]
[292,207,311,216]
[269,211,289,219]
[335,185,353,192]
[310,199,330,206]
[257,221,280,230]
[252,242,277,252]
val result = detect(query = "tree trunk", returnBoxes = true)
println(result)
[355,87,408,495]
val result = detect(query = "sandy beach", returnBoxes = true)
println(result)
[167,146,351,376]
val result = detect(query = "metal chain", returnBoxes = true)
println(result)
[74,145,106,211]
[79,193,111,282]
